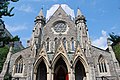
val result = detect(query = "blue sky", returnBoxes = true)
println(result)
[2,0,120,49]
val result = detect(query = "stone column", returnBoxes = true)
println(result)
[47,67,51,80]
[86,72,89,80]
[72,68,75,80]
[51,69,54,80]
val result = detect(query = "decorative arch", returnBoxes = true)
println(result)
[73,56,88,73]
[34,56,49,80]
[52,53,71,73]
[73,56,88,80]
[53,56,69,80]
[34,56,50,74]
[36,60,47,80]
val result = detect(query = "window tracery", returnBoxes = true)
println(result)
[98,55,107,73]
[15,56,23,73]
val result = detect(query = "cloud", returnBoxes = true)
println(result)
[92,30,108,50]
[17,5,34,13]
[6,24,28,32]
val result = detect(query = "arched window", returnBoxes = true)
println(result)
[54,37,58,50]
[46,38,49,51]
[63,38,66,49]
[15,56,23,73]
[98,55,107,73]
[71,38,74,51]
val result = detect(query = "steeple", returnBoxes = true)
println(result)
[75,8,85,24]
[31,8,46,51]
[35,8,45,24]
[75,8,88,49]
[38,8,44,17]
[76,8,82,17]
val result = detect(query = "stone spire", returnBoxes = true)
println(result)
[38,8,44,17]
[35,8,45,24]
[75,8,87,49]
[76,8,82,17]
[75,8,85,23]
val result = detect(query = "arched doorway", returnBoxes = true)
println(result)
[75,60,86,80]
[36,60,47,80]
[54,57,68,80]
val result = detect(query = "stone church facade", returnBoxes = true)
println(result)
[0,4,120,80]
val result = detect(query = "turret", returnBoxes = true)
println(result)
[35,8,45,24]
[75,8,88,49]
[31,8,46,52]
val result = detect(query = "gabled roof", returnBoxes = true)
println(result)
[46,4,75,21]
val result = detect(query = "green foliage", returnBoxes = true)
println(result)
[0,46,9,73]
[0,35,20,47]
[4,73,11,80]
[113,44,120,64]
[0,45,22,73]
[0,0,19,47]
[0,0,19,18]
[0,0,20,75]
[109,32,120,64]
[108,32,120,46]
[12,45,22,53]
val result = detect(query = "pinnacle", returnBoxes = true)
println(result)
[38,8,44,17]
[76,8,82,17]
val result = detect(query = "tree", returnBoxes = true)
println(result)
[108,32,120,46]
[108,33,120,64]
[0,0,20,73]
[0,46,9,73]
[0,0,19,47]
[0,0,19,18]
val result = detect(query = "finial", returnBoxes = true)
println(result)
[107,38,111,46]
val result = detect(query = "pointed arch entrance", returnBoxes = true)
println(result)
[36,60,47,80]
[54,57,68,80]
[75,60,86,80]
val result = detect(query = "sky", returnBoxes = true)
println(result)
[2,0,120,49]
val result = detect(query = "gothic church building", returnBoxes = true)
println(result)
[0,4,120,80]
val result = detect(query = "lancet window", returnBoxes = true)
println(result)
[98,55,107,73]
[15,56,23,73]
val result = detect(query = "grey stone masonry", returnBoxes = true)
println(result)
[0,4,120,80]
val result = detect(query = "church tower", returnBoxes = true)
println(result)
[75,8,89,49]
[30,9,46,55]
